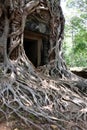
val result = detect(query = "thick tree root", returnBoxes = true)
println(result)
[0,58,87,130]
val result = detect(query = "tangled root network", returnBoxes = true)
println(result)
[0,58,87,130]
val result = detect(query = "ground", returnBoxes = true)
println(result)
[0,120,60,130]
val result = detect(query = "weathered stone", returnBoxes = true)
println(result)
[70,67,87,79]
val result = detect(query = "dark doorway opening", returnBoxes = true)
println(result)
[24,39,38,67]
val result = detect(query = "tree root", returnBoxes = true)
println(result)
[0,59,87,130]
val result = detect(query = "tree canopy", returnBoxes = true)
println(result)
[63,0,87,67]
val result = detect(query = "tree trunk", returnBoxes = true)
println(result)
[0,0,87,130]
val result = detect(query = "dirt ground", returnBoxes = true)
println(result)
[0,121,60,130]
[0,123,11,130]
[0,121,29,130]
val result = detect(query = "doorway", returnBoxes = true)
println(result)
[24,39,38,67]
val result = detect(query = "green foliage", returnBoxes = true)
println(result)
[63,0,87,67]
[67,0,87,12]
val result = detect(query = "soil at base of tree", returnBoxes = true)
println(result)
[0,120,60,130]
